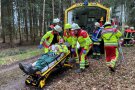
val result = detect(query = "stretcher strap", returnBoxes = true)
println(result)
[55,53,62,62]
[44,60,49,68]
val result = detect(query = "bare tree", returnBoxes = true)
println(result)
[52,0,54,19]
[42,0,46,35]
[0,0,2,36]
[58,0,61,19]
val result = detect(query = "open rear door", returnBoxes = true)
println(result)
[64,2,110,54]
[65,2,110,34]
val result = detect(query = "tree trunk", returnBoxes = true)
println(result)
[29,0,33,43]
[24,0,28,42]
[12,0,15,41]
[52,0,54,19]
[42,0,46,35]
[39,14,43,37]
[0,0,4,43]
[18,10,22,45]
[58,0,61,19]
[33,8,37,43]
[1,5,5,43]
[24,11,28,42]
[7,0,13,47]
[16,0,22,45]
[0,0,1,35]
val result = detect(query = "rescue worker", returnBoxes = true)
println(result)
[63,23,73,47]
[48,18,60,31]
[38,25,62,53]
[71,23,93,73]
[92,22,102,60]
[63,23,78,62]
[19,38,69,75]
[101,22,122,72]
[123,26,133,46]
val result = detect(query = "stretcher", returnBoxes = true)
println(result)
[25,51,71,89]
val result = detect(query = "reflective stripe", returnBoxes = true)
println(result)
[85,60,89,66]
[80,60,85,69]
[124,38,132,39]
[111,59,117,68]
[102,29,114,34]
[93,42,100,45]
[98,39,102,41]
[41,39,45,42]
[106,62,111,66]
[93,53,96,55]
[104,43,118,46]
[97,53,100,55]
[102,31,114,35]
[95,28,102,39]
[75,57,79,63]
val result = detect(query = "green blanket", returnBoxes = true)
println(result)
[35,52,59,70]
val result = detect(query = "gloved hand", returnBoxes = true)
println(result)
[82,49,87,54]
[71,48,75,53]
[64,42,70,47]
[38,44,43,49]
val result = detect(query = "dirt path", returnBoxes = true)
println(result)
[0,47,135,90]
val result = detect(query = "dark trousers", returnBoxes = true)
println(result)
[123,39,132,46]
[93,44,100,54]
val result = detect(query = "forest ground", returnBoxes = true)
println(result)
[0,45,135,90]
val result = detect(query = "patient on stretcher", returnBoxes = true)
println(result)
[19,39,69,75]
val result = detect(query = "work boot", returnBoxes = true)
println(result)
[75,63,80,68]
[28,67,38,75]
[96,55,100,60]
[92,55,96,59]
[68,58,76,63]
[85,64,89,68]
[75,68,85,73]
[19,63,31,74]
[109,66,115,72]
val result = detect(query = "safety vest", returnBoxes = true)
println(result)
[57,44,69,54]
[77,29,92,49]
[63,30,73,46]
[40,31,61,48]
[101,27,122,46]
[50,44,69,54]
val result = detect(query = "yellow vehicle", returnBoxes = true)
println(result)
[64,2,110,54]
[64,2,110,34]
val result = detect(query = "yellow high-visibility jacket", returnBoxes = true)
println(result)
[101,26,122,46]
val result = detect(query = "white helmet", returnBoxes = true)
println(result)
[104,22,111,26]
[53,18,60,23]
[71,23,80,30]
[54,25,62,32]
[95,22,100,27]
[124,25,129,29]
[130,27,134,30]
